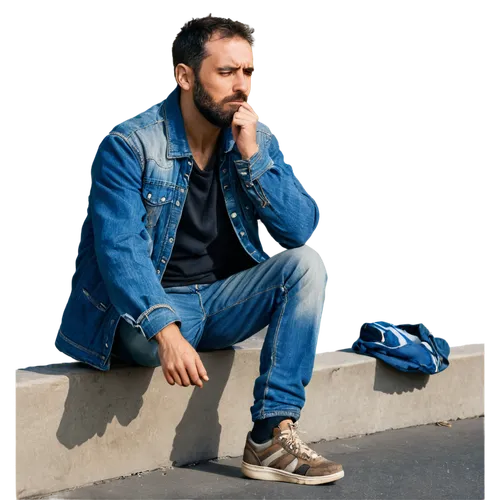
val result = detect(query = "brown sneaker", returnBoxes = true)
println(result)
[241,419,344,485]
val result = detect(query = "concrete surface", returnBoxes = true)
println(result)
[16,342,484,499]
[35,417,484,500]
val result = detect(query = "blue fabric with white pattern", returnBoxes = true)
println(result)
[352,322,450,374]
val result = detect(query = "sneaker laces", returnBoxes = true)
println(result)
[278,421,321,460]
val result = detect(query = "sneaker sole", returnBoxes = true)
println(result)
[241,461,345,485]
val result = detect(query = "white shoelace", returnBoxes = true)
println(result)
[277,421,321,460]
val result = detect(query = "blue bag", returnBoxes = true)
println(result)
[352,322,450,374]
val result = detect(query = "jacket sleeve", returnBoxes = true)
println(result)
[233,130,320,248]
[89,133,181,340]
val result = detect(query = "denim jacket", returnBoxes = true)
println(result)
[55,85,320,371]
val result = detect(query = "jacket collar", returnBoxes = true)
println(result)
[162,85,236,159]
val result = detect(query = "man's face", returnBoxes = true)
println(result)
[192,35,254,128]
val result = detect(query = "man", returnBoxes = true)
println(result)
[55,15,344,485]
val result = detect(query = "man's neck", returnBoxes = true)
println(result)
[179,91,221,156]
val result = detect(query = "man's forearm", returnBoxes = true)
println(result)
[153,321,182,344]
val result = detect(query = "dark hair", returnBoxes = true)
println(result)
[172,14,255,76]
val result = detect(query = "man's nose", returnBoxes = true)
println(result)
[233,71,249,94]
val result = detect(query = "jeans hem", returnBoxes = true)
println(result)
[252,410,301,422]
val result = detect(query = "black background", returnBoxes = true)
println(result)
[16,8,493,366]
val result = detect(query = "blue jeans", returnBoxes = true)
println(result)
[111,245,328,423]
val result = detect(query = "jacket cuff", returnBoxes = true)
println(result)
[137,304,181,340]
[234,148,273,183]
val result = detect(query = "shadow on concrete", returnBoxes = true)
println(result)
[23,363,154,449]
[23,329,266,465]
[372,361,429,394]
[169,348,236,467]
[337,348,430,394]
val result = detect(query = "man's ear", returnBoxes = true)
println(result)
[175,64,194,91]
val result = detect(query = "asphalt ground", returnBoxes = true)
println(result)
[38,416,484,500]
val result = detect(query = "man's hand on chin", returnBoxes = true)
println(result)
[231,101,259,160]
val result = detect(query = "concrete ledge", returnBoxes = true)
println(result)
[16,343,484,499]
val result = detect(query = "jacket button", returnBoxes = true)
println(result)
[188,160,193,166]
[240,231,245,236]
[160,196,166,202]
[180,188,185,193]
[169,237,174,243]
[223,169,227,173]
[147,193,152,199]
[231,213,237,218]
[224,185,229,189]
[176,201,180,207]
[105,343,109,348]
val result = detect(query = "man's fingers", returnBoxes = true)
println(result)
[176,364,191,387]
[238,101,257,116]
[232,115,255,127]
[239,100,253,108]
[171,370,183,386]
[195,356,209,381]
[185,359,203,388]
[235,107,257,120]
[164,370,175,386]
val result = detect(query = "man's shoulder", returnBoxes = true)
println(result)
[109,99,167,139]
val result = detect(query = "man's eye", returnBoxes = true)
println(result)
[219,70,252,76]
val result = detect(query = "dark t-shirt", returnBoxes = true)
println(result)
[161,137,258,288]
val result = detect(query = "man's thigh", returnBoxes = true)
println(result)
[196,245,320,351]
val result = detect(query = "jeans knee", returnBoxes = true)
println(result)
[116,319,161,368]
[290,245,328,286]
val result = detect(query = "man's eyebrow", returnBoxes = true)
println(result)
[217,66,254,72]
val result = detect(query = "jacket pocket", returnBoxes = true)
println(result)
[141,180,175,229]
[82,286,109,312]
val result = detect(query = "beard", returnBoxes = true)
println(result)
[193,73,247,128]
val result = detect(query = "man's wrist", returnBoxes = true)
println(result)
[154,322,181,345]
[240,144,259,161]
